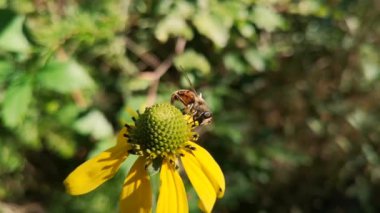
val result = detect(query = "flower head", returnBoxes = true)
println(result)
[64,103,225,213]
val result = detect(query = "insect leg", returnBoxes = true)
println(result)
[171,93,187,106]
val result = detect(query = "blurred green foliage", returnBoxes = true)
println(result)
[0,0,380,212]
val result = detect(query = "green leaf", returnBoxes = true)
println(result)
[210,1,240,27]
[17,120,41,150]
[126,78,151,91]
[0,143,24,173]
[243,48,265,71]
[237,22,256,38]
[0,10,30,53]
[37,59,95,93]
[360,45,380,83]
[74,110,113,140]
[296,0,323,16]
[45,132,76,158]
[193,12,229,48]
[156,1,194,19]
[174,50,211,75]
[56,104,81,126]
[1,77,32,128]
[0,60,13,85]
[155,14,193,42]
[224,53,247,74]
[251,6,285,32]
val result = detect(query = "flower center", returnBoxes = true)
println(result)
[127,103,195,160]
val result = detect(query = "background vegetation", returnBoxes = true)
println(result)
[1,0,380,212]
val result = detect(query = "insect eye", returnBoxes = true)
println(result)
[203,111,212,118]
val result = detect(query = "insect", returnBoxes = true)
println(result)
[171,88,213,126]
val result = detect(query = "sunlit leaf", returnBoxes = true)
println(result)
[74,110,113,140]
[296,0,323,16]
[37,59,95,93]
[193,12,229,48]
[360,45,380,83]
[155,14,193,42]
[237,22,256,38]
[1,76,32,128]
[156,1,194,19]
[251,6,285,32]
[347,109,371,131]
[174,50,211,75]
[0,10,30,53]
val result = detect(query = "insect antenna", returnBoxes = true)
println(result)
[178,66,198,93]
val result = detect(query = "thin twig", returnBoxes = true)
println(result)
[175,37,187,54]
[144,56,173,106]
[71,90,87,108]
[146,80,159,107]
[144,38,187,106]
[125,37,161,68]
[139,55,173,81]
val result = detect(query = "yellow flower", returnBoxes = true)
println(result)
[64,103,225,213]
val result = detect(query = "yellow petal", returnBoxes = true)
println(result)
[157,161,188,213]
[117,127,129,146]
[64,145,129,195]
[120,157,152,213]
[188,141,225,198]
[181,152,216,213]
[173,164,188,213]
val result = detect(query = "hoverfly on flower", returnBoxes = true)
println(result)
[171,72,213,126]
[64,103,225,213]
